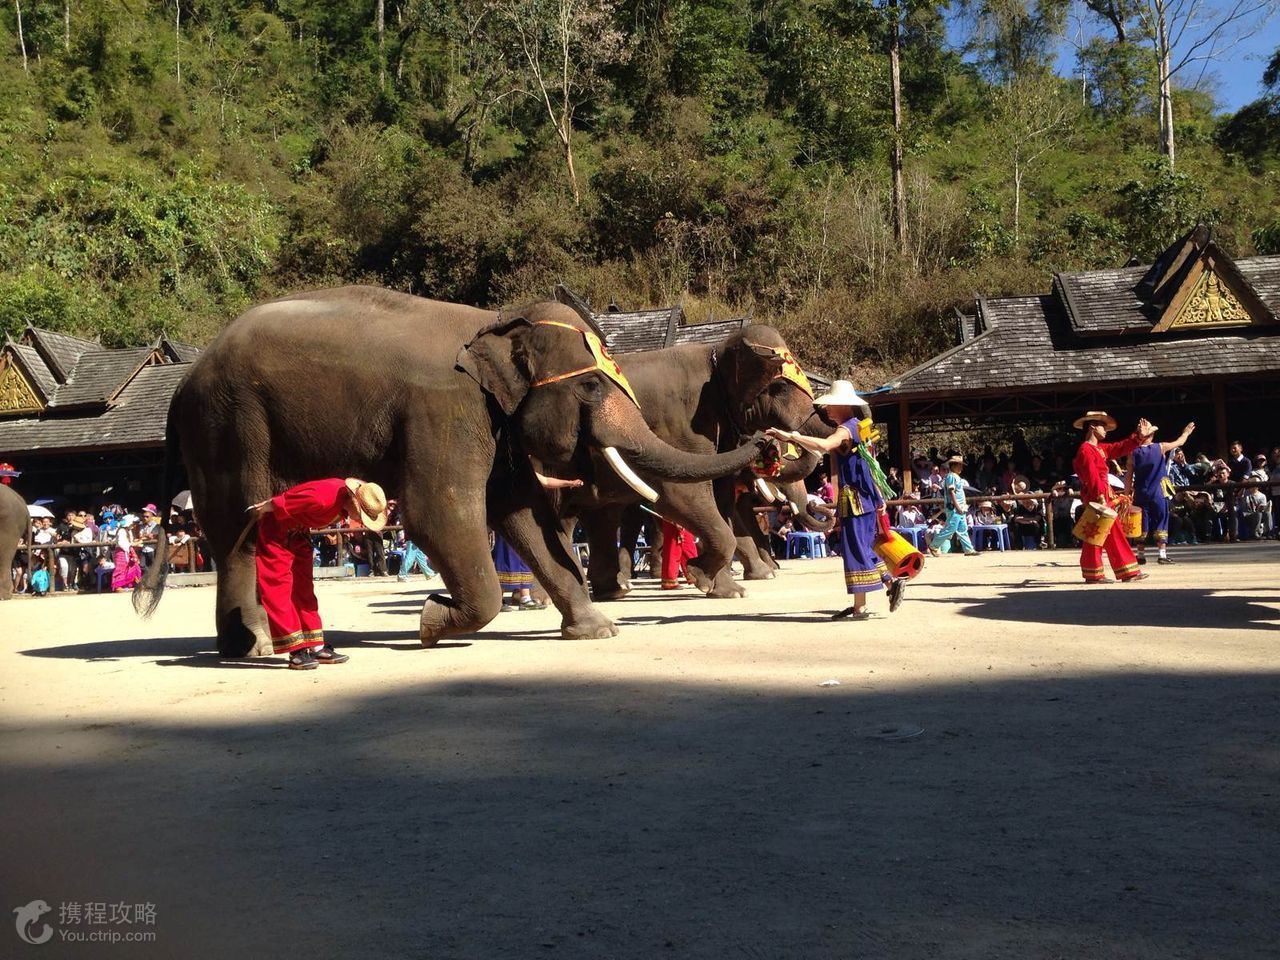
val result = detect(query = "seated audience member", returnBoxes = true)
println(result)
[1203,463,1235,541]
[1010,479,1043,549]
[897,499,925,527]
[138,505,162,569]
[168,526,195,571]
[1226,440,1249,482]
[1239,471,1269,540]
[1167,448,1197,487]
[29,555,50,597]
[768,504,795,558]
[1027,455,1051,492]
[1051,481,1076,547]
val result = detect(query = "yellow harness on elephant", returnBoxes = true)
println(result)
[529,320,640,407]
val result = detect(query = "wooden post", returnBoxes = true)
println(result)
[897,399,911,493]
[1046,491,1056,548]
[1212,381,1228,454]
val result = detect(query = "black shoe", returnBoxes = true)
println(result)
[288,649,318,670]
[1157,556,1175,565]
[887,578,905,613]
[315,645,349,665]
[1137,555,1147,565]
[832,606,870,621]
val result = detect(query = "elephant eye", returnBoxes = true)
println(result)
[578,377,602,397]
[768,381,787,397]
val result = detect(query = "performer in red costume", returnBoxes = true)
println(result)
[250,478,388,670]
[1072,411,1154,584]
[660,519,697,590]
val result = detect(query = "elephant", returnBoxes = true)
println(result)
[0,484,27,600]
[135,286,765,656]
[560,325,836,601]
[730,458,835,581]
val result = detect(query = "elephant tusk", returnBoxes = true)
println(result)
[603,447,659,503]
[754,477,778,502]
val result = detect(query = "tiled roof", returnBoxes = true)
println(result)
[886,294,1280,399]
[0,363,188,456]
[10,344,58,399]
[162,339,202,363]
[1238,258,1280,310]
[597,308,681,353]
[25,328,97,381]
[51,347,154,408]
[671,317,751,346]
[1054,266,1158,334]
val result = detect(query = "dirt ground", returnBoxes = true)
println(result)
[1,543,1278,959]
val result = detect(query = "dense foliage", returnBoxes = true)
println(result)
[1,1,1277,381]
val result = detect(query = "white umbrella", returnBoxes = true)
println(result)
[171,490,194,511]
[27,504,54,518]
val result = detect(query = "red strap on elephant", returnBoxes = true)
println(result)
[529,321,639,407]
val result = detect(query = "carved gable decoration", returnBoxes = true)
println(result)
[1151,250,1273,334]
[1170,269,1251,328]
[0,356,45,415]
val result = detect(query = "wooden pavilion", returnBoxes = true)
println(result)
[0,326,200,502]
[871,226,1280,471]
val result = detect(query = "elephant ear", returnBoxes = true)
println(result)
[716,334,786,405]
[456,314,532,416]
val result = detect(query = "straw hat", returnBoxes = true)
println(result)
[1072,410,1117,431]
[979,500,994,509]
[69,516,85,531]
[344,478,388,531]
[813,379,866,408]
[947,455,964,466]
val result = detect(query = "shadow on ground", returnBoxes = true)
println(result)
[917,587,1280,630]
[2,671,1278,959]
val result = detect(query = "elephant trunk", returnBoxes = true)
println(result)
[783,480,836,534]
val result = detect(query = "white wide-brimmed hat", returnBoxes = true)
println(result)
[813,379,866,407]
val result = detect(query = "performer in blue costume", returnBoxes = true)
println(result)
[1127,420,1195,565]
[768,380,905,621]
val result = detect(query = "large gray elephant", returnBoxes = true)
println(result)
[136,286,764,656]
[562,325,836,600]
[0,484,27,600]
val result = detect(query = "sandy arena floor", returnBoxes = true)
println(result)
[1,544,1279,959]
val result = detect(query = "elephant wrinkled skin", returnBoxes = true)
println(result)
[0,485,27,600]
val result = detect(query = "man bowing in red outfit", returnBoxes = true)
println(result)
[251,478,388,670]
[1072,411,1154,585]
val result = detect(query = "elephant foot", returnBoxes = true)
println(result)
[418,594,497,647]
[743,569,777,581]
[216,608,266,658]
[689,564,746,599]
[561,609,618,640]
[590,584,631,601]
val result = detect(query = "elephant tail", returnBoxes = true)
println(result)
[133,402,180,619]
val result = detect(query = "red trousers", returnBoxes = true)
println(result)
[257,513,324,654]
[1080,522,1140,583]
[660,520,697,588]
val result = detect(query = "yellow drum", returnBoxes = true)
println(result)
[1073,502,1117,546]
[874,530,925,579]
[1121,505,1143,539]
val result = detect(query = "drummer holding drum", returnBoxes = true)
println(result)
[1072,410,1157,584]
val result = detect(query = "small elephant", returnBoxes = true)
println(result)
[0,484,28,601]
[138,287,764,655]
[563,325,837,600]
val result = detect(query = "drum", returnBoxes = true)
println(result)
[1121,505,1143,539]
[1073,502,1117,546]
[874,530,925,579]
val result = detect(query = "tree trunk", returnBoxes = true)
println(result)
[888,0,907,257]
[15,0,28,72]
[174,1,181,83]
[377,0,385,88]
[563,120,580,206]
[64,1,70,52]
[1013,162,1022,244]
[1155,5,1175,167]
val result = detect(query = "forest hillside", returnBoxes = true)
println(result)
[2,1,1278,383]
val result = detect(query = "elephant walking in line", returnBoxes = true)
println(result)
[562,325,836,601]
[135,286,764,656]
[0,484,28,600]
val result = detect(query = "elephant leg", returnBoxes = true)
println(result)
[496,492,617,641]
[732,495,778,580]
[584,505,629,601]
[618,505,646,586]
[0,538,15,600]
[405,498,502,647]
[657,481,745,599]
[192,472,273,657]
